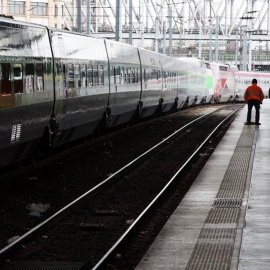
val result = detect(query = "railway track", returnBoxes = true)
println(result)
[0,104,243,270]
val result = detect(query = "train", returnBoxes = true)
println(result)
[1,17,270,170]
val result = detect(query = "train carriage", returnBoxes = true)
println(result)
[49,29,109,145]
[0,19,54,168]
[187,59,208,105]
[137,48,163,118]
[160,54,186,111]
[204,61,238,102]
[105,39,142,127]
[218,64,237,102]
[177,58,214,105]
[204,63,215,103]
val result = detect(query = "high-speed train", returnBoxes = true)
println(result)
[0,17,269,169]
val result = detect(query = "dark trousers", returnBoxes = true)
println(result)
[247,99,260,124]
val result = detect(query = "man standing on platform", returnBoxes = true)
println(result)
[244,78,264,125]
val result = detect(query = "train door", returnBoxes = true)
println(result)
[62,62,68,98]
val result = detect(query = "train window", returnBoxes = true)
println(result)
[124,68,128,84]
[119,69,122,84]
[14,64,23,94]
[99,65,104,85]
[113,66,116,85]
[26,63,34,93]
[121,67,124,84]
[81,64,86,87]
[36,63,43,91]
[0,63,11,95]
[144,69,146,82]
[219,66,228,71]
[115,66,120,84]
[68,63,74,90]
[132,69,135,83]
[135,68,139,83]
[128,68,131,84]
[93,65,99,86]
[47,61,52,75]
[74,64,80,88]
[62,64,67,88]
[151,69,155,80]
[56,62,62,73]
[163,71,167,84]
[87,65,93,87]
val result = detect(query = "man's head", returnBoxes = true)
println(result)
[252,78,257,84]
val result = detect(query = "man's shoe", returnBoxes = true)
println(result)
[255,122,261,125]
[245,122,251,125]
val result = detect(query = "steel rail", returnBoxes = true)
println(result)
[0,106,235,259]
[92,106,242,269]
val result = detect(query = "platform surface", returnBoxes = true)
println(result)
[136,99,270,270]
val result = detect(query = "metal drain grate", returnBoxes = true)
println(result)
[185,125,256,269]
[237,128,256,147]
[216,147,251,199]
[213,198,242,208]
[199,228,236,240]
[185,242,235,270]
[206,208,240,224]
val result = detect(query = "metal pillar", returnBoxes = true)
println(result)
[94,0,98,32]
[163,21,166,54]
[248,37,252,71]
[116,0,122,42]
[155,17,159,52]
[129,0,132,45]
[198,29,202,58]
[209,0,212,61]
[235,31,238,66]
[248,0,254,71]
[168,5,173,56]
[242,27,248,71]
[139,1,144,48]
[86,0,91,35]
[268,0,270,35]
[215,16,219,62]
[225,0,228,35]
[77,0,82,32]
[209,27,212,61]
[73,0,76,28]
[155,2,159,53]
[231,0,234,30]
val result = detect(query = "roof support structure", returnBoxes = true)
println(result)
[66,0,270,69]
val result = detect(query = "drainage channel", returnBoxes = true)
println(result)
[185,125,257,270]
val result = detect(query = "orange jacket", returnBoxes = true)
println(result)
[244,83,264,102]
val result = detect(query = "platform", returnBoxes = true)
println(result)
[136,99,270,270]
